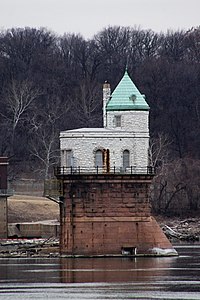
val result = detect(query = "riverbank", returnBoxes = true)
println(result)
[157,216,200,242]
[8,195,200,240]
[0,237,60,258]
[3,195,199,258]
[8,195,59,223]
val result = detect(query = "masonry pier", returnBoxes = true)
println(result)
[55,69,177,257]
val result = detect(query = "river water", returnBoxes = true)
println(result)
[0,245,200,299]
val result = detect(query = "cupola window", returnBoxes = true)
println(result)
[115,115,121,127]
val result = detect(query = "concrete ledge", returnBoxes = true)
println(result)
[64,216,151,222]
[60,252,178,258]
[8,220,60,238]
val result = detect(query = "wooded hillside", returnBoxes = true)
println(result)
[0,25,200,216]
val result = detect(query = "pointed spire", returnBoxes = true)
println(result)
[125,56,129,72]
[106,71,149,111]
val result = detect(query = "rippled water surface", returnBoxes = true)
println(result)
[0,245,200,299]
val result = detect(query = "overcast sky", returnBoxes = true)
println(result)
[0,0,199,38]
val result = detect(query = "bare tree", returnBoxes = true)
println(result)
[185,27,200,63]
[149,133,172,170]
[151,160,186,215]
[159,30,186,62]
[68,78,102,127]
[28,95,69,179]
[149,133,188,215]
[3,80,42,144]
[30,128,59,179]
[140,29,162,60]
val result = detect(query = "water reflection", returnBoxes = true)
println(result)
[0,258,60,283]
[0,246,200,299]
[60,256,175,283]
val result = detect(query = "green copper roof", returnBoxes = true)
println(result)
[106,70,149,111]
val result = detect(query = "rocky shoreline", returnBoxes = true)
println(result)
[0,237,60,258]
[159,217,200,242]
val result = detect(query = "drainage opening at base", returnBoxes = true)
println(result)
[121,247,137,255]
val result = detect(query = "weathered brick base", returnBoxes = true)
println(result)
[0,198,7,238]
[59,174,174,256]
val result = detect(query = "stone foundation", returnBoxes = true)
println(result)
[59,174,177,256]
[0,198,7,238]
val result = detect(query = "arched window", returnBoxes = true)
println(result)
[66,150,73,167]
[123,150,130,169]
[95,150,103,167]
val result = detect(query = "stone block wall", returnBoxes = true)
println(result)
[8,222,59,238]
[60,130,149,169]
[59,174,173,256]
[106,110,149,132]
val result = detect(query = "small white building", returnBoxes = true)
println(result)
[60,70,150,174]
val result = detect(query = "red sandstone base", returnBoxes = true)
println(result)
[60,215,177,256]
[58,174,177,257]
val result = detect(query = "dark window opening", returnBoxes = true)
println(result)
[115,115,121,127]
[121,247,136,255]
[123,150,130,169]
